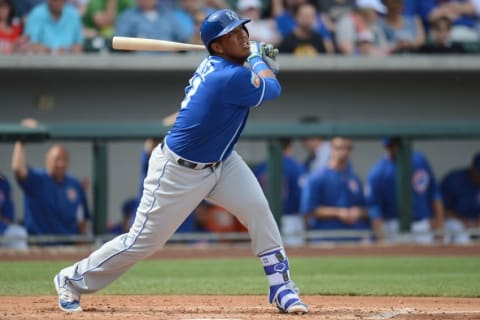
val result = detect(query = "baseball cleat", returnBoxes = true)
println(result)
[278,300,309,315]
[272,282,309,315]
[53,274,82,312]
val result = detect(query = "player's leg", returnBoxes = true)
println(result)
[54,148,217,312]
[207,151,308,314]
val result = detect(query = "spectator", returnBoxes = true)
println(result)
[335,0,389,55]
[0,0,24,54]
[316,0,356,33]
[188,9,207,45]
[367,137,444,244]
[380,0,426,54]
[83,0,134,39]
[24,0,84,54]
[272,0,332,41]
[11,119,91,241]
[174,0,217,44]
[440,152,480,244]
[254,139,306,246]
[301,137,370,243]
[427,0,479,42]
[0,173,28,249]
[278,2,334,54]
[115,0,190,53]
[237,0,282,46]
[416,16,467,53]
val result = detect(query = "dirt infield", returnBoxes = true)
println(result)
[1,244,479,319]
[2,295,480,320]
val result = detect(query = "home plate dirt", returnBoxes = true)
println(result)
[1,295,480,320]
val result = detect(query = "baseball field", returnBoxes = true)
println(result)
[1,244,479,320]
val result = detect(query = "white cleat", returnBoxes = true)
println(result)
[53,274,82,312]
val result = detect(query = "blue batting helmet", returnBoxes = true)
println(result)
[200,9,250,50]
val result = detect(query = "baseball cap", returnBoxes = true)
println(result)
[473,152,480,171]
[356,0,386,14]
[237,0,261,11]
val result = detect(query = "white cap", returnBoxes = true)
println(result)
[237,0,261,11]
[356,0,386,14]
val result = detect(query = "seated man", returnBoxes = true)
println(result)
[12,119,90,244]
[441,152,480,244]
[367,137,444,243]
[301,137,371,243]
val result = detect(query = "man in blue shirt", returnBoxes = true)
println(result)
[12,119,90,240]
[441,152,480,244]
[25,0,83,53]
[367,137,444,243]
[115,0,190,54]
[301,137,370,243]
[54,9,307,315]
[254,138,306,246]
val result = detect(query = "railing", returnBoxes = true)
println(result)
[2,120,480,236]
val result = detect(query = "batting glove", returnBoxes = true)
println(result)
[247,41,280,74]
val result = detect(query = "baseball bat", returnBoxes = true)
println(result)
[112,36,206,52]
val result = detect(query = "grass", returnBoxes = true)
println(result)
[0,256,479,297]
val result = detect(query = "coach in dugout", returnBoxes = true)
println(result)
[367,137,444,244]
[11,118,90,243]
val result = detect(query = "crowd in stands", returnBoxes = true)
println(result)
[1,0,480,55]
[1,118,479,248]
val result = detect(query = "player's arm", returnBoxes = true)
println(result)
[246,41,281,99]
[12,119,40,181]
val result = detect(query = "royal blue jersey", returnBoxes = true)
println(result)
[441,168,480,220]
[17,167,90,235]
[166,56,281,163]
[0,174,15,234]
[254,155,306,215]
[367,151,441,221]
[300,167,367,230]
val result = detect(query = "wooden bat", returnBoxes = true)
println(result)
[112,37,206,52]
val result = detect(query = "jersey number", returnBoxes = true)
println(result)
[180,60,214,109]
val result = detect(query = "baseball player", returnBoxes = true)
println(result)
[0,173,27,249]
[54,9,308,315]
[367,137,444,243]
[440,152,480,244]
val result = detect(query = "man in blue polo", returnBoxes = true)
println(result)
[25,0,83,54]
[367,137,444,243]
[441,152,480,244]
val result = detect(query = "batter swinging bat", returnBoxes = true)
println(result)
[112,37,206,52]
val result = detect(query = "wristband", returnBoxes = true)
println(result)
[247,55,269,74]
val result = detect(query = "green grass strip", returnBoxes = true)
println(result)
[0,256,479,297]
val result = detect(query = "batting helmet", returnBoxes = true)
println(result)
[200,9,250,50]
